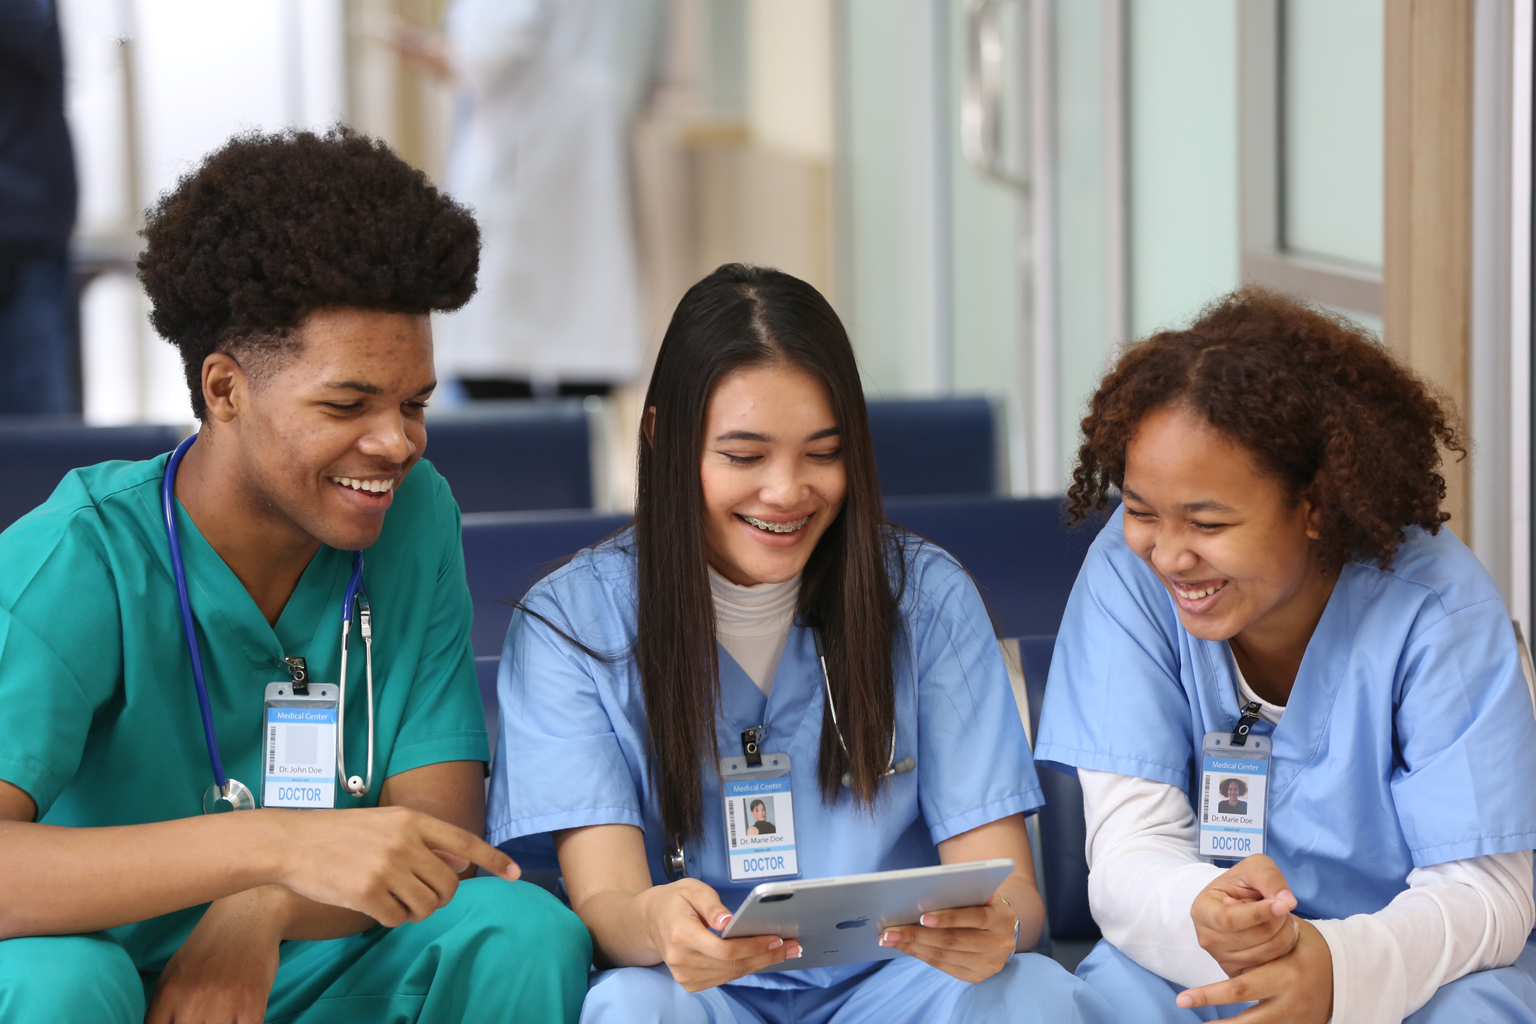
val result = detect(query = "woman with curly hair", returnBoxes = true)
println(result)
[0,129,591,1023]
[1035,289,1536,1024]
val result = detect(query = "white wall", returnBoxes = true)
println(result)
[60,0,346,425]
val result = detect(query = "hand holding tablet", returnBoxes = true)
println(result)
[720,859,1015,972]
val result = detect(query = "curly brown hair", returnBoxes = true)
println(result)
[137,126,479,419]
[1067,288,1465,571]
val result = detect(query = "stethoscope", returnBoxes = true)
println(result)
[163,435,377,813]
[662,628,915,881]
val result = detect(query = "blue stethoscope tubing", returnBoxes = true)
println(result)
[163,434,374,812]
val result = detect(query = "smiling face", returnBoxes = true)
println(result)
[1224,780,1241,801]
[220,307,434,551]
[696,362,847,586]
[1120,404,1328,646]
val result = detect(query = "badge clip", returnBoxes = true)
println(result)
[1230,700,1262,745]
[741,725,765,768]
[284,656,309,696]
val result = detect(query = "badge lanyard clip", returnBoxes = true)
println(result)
[1230,700,1262,745]
[741,725,766,768]
[285,657,309,696]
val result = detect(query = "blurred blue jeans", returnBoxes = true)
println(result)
[0,254,73,414]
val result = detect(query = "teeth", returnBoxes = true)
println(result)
[331,476,394,494]
[1176,583,1222,600]
[742,515,809,534]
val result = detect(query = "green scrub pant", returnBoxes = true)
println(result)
[0,878,591,1023]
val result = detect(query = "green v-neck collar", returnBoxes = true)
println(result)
[172,498,348,668]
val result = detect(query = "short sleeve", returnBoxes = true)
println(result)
[1390,601,1536,865]
[907,553,1044,845]
[486,590,643,846]
[1034,515,1199,789]
[384,489,489,777]
[0,526,124,816]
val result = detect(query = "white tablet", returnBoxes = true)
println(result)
[719,858,1015,972]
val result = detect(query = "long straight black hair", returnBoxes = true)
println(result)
[636,264,902,842]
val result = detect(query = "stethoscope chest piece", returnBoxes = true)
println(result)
[663,837,687,881]
[203,778,256,814]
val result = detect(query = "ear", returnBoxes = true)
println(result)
[642,406,656,447]
[1302,494,1323,541]
[201,352,246,424]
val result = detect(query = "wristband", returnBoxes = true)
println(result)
[996,893,1020,950]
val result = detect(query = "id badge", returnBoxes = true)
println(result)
[1198,732,1269,860]
[721,751,799,883]
[262,681,338,809]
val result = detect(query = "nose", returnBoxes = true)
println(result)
[758,453,809,507]
[357,410,418,466]
[1148,524,1199,579]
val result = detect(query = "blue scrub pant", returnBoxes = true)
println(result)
[0,878,591,1023]
[1076,936,1536,1023]
[581,953,1116,1024]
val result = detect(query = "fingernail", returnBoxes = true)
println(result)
[920,914,936,927]
[788,943,803,959]
[769,937,783,949]
[715,912,730,929]
[1176,995,1194,1009]
[880,930,898,946]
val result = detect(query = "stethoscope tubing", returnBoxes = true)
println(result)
[336,556,372,796]
[163,436,231,791]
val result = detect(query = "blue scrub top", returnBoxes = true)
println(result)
[1035,508,1536,922]
[487,529,1042,989]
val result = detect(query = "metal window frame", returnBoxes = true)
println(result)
[1237,0,1384,317]
[1511,0,1534,630]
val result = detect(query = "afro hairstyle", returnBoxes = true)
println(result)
[137,126,479,419]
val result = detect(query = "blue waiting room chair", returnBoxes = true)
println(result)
[866,397,998,498]
[0,421,185,531]
[426,399,597,514]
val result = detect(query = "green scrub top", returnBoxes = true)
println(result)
[0,452,489,970]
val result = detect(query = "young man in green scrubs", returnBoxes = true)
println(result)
[0,130,591,1022]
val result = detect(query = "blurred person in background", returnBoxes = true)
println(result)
[433,0,667,401]
[0,0,76,415]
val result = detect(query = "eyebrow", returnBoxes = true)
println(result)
[713,426,841,443]
[1181,499,1237,513]
[1121,488,1236,514]
[322,379,436,397]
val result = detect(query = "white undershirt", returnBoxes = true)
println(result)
[1079,645,1534,1023]
[708,567,799,696]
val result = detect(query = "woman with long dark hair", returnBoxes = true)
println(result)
[486,265,1111,1022]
